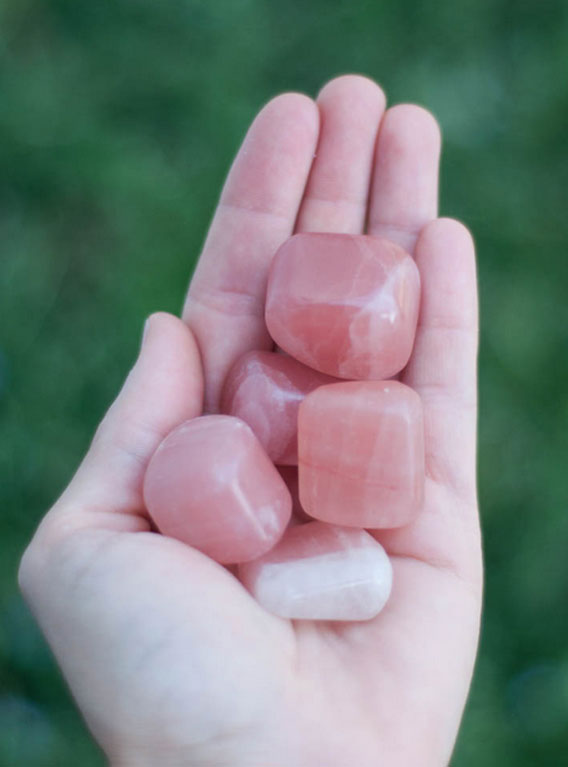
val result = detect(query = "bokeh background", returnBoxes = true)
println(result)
[1,0,568,764]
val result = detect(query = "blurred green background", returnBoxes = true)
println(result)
[1,0,568,764]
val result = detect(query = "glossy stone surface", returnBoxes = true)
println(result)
[265,233,420,380]
[143,415,292,564]
[298,381,424,528]
[221,351,335,464]
[239,522,393,621]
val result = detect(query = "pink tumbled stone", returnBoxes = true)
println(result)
[143,416,292,564]
[265,233,420,380]
[221,351,335,465]
[298,381,424,529]
[240,521,393,621]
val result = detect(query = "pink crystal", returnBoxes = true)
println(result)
[298,381,424,528]
[143,416,292,564]
[221,350,336,465]
[265,233,420,380]
[239,521,393,621]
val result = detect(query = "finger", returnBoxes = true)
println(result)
[372,218,479,583]
[183,94,319,411]
[52,312,204,528]
[402,218,478,502]
[294,75,386,235]
[367,104,441,252]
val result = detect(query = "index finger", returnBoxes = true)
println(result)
[183,94,319,411]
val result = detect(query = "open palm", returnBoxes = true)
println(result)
[20,76,481,767]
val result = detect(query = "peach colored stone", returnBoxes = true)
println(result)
[240,521,393,621]
[298,381,424,528]
[265,233,420,380]
[143,416,292,564]
[221,351,335,465]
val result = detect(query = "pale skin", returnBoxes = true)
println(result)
[19,75,481,766]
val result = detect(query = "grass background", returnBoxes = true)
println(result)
[2,0,568,764]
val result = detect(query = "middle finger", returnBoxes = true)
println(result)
[295,75,386,235]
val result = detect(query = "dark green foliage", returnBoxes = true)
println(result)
[1,1,567,763]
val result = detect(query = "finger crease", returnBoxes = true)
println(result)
[219,200,294,224]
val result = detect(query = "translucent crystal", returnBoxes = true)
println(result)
[240,521,393,621]
[144,416,291,564]
[265,233,420,380]
[222,350,335,464]
[298,381,424,528]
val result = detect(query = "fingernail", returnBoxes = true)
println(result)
[141,316,152,348]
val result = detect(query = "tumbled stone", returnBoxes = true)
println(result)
[298,381,424,528]
[143,415,291,564]
[221,350,335,465]
[265,233,420,380]
[239,521,393,621]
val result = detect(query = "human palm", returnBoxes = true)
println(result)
[20,76,481,767]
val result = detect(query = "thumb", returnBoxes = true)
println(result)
[34,311,203,538]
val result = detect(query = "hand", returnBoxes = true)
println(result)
[19,75,481,767]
